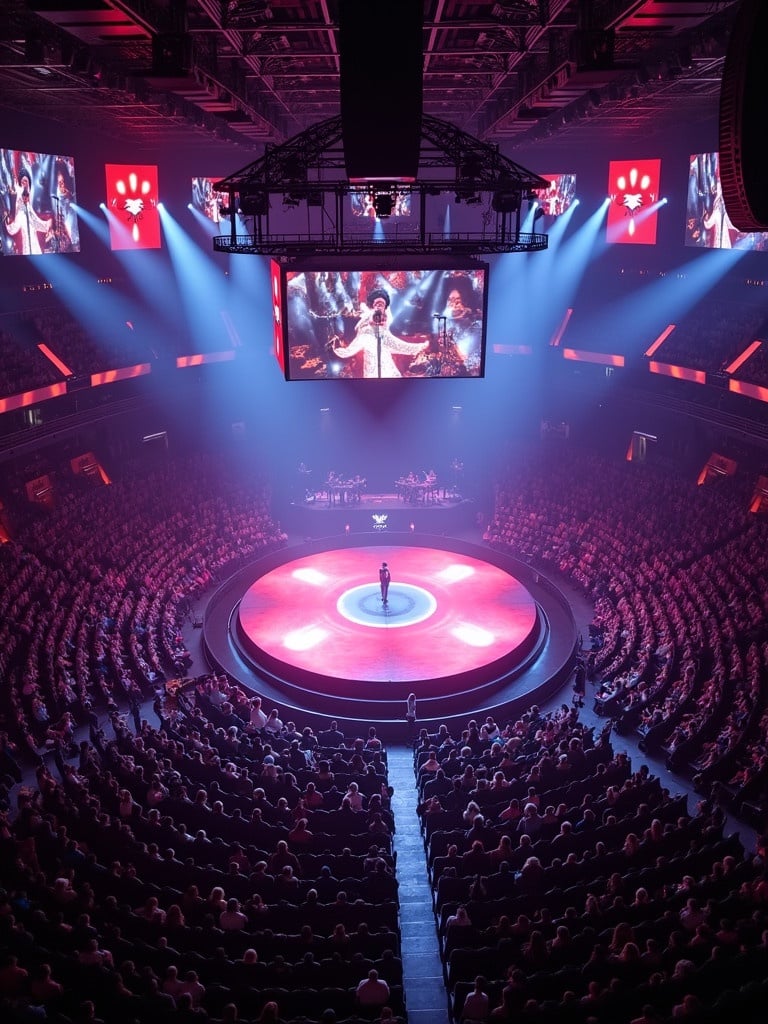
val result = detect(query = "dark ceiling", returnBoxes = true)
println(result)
[0,1,738,153]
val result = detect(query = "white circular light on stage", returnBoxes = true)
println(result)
[337,583,437,629]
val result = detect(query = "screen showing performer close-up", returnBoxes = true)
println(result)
[281,266,488,380]
[0,148,80,255]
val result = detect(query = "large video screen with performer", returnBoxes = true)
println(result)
[533,173,577,216]
[349,188,412,218]
[0,148,80,255]
[685,152,768,251]
[281,265,488,380]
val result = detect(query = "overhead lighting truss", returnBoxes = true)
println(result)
[212,115,550,258]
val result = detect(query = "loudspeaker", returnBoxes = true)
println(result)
[338,0,423,182]
[719,0,768,231]
[240,192,270,216]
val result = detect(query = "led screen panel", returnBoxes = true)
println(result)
[686,152,768,251]
[533,174,577,216]
[270,259,285,375]
[283,266,487,380]
[0,149,80,255]
[606,158,662,244]
[105,164,161,250]
[191,176,228,223]
[350,188,412,218]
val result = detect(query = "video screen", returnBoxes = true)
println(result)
[0,149,80,255]
[686,153,768,251]
[350,188,412,218]
[606,158,662,245]
[533,174,577,216]
[105,163,161,250]
[270,259,285,375]
[191,176,228,223]
[283,267,487,380]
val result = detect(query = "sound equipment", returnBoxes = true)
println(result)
[338,0,423,182]
[719,0,768,231]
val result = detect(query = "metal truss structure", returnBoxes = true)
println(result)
[212,114,550,257]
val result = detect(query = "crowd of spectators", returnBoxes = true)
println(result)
[4,431,768,1023]
[0,451,286,762]
[0,317,61,398]
[0,299,238,402]
[652,300,762,374]
[29,307,153,378]
[0,669,404,1024]
[412,704,768,1023]
[3,297,768,405]
[736,313,768,388]
[484,446,768,822]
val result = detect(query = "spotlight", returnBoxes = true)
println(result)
[533,207,545,223]
[373,193,394,218]
[282,193,301,209]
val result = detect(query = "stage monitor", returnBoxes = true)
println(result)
[533,174,577,216]
[280,265,488,380]
[606,158,662,245]
[0,148,80,255]
[685,152,768,251]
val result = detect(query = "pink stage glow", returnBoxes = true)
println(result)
[238,546,538,685]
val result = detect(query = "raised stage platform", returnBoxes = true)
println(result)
[281,493,476,537]
[202,534,579,737]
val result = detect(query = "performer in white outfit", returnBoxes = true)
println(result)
[5,171,51,255]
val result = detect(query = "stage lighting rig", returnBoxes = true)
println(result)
[492,188,522,213]
[213,114,550,256]
[454,188,482,205]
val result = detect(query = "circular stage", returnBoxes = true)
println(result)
[236,546,539,691]
[202,534,579,732]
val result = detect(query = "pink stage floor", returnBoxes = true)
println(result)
[237,545,538,691]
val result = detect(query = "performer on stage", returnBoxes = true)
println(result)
[332,289,428,378]
[4,169,52,255]
[379,561,391,605]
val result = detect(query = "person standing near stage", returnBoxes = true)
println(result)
[379,561,391,605]
[405,693,417,743]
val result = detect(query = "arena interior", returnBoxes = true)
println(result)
[2,3,768,1024]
